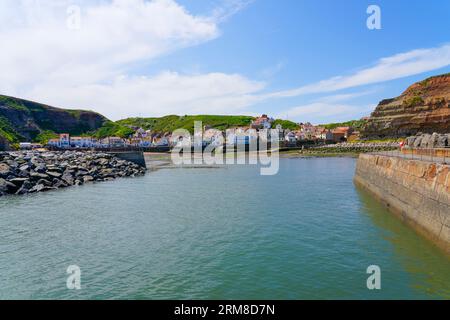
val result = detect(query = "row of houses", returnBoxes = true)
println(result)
[19,115,360,150]
[249,116,357,143]
[46,134,170,149]
[296,123,356,142]
[44,130,264,149]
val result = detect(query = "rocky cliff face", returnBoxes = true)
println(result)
[0,95,107,142]
[0,135,10,151]
[361,74,450,138]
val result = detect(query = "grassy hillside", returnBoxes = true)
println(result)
[116,115,255,134]
[0,94,107,143]
[271,119,300,130]
[93,121,135,139]
[0,115,24,143]
[320,119,367,130]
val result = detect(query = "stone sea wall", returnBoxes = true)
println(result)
[354,154,450,254]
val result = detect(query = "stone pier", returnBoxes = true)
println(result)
[354,153,450,254]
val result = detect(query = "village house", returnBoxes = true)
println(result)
[335,126,354,138]
[101,136,125,147]
[153,136,170,147]
[314,127,332,140]
[203,129,223,147]
[299,122,318,140]
[47,139,60,148]
[294,131,306,141]
[129,137,153,147]
[132,128,152,139]
[251,114,274,130]
[285,131,297,144]
[109,137,126,147]
[70,136,95,148]
[170,135,191,147]
[59,134,70,148]
[331,129,346,142]
[226,127,258,146]
[331,127,354,142]
[19,142,32,150]
[324,129,334,141]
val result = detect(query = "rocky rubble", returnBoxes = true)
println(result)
[0,151,146,197]
[405,133,450,148]
[311,142,399,153]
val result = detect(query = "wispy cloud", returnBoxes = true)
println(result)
[275,102,375,124]
[275,90,377,123]
[314,89,379,103]
[262,44,450,99]
[260,61,286,79]
[211,0,255,23]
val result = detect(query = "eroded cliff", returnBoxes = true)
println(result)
[361,73,450,138]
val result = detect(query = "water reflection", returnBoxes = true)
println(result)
[356,186,450,299]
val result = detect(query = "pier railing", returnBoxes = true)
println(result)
[374,147,450,165]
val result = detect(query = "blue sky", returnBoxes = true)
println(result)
[1,0,449,123]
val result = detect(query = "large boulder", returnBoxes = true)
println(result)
[0,178,16,194]
[0,163,11,178]
[437,134,448,147]
[413,136,423,148]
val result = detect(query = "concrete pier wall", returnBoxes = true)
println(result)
[110,152,147,168]
[354,154,450,254]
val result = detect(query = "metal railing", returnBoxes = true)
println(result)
[373,147,450,165]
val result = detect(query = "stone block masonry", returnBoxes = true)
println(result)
[354,153,450,254]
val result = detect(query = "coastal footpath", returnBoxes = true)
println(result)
[0,151,146,196]
[354,153,450,254]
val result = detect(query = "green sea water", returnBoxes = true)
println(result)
[0,157,449,299]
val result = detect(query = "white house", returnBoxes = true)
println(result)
[70,136,94,148]
[59,134,70,148]
[251,114,274,130]
[155,136,169,147]
[47,139,60,148]
[285,131,297,143]
[226,128,258,146]
[19,142,32,150]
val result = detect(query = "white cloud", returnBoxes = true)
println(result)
[0,0,219,97]
[314,89,378,103]
[0,1,449,123]
[276,102,375,124]
[263,44,450,99]
[260,61,286,79]
[0,0,263,119]
[29,72,265,120]
[211,0,255,23]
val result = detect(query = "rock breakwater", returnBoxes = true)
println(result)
[0,151,146,197]
[310,142,399,153]
[405,133,450,148]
